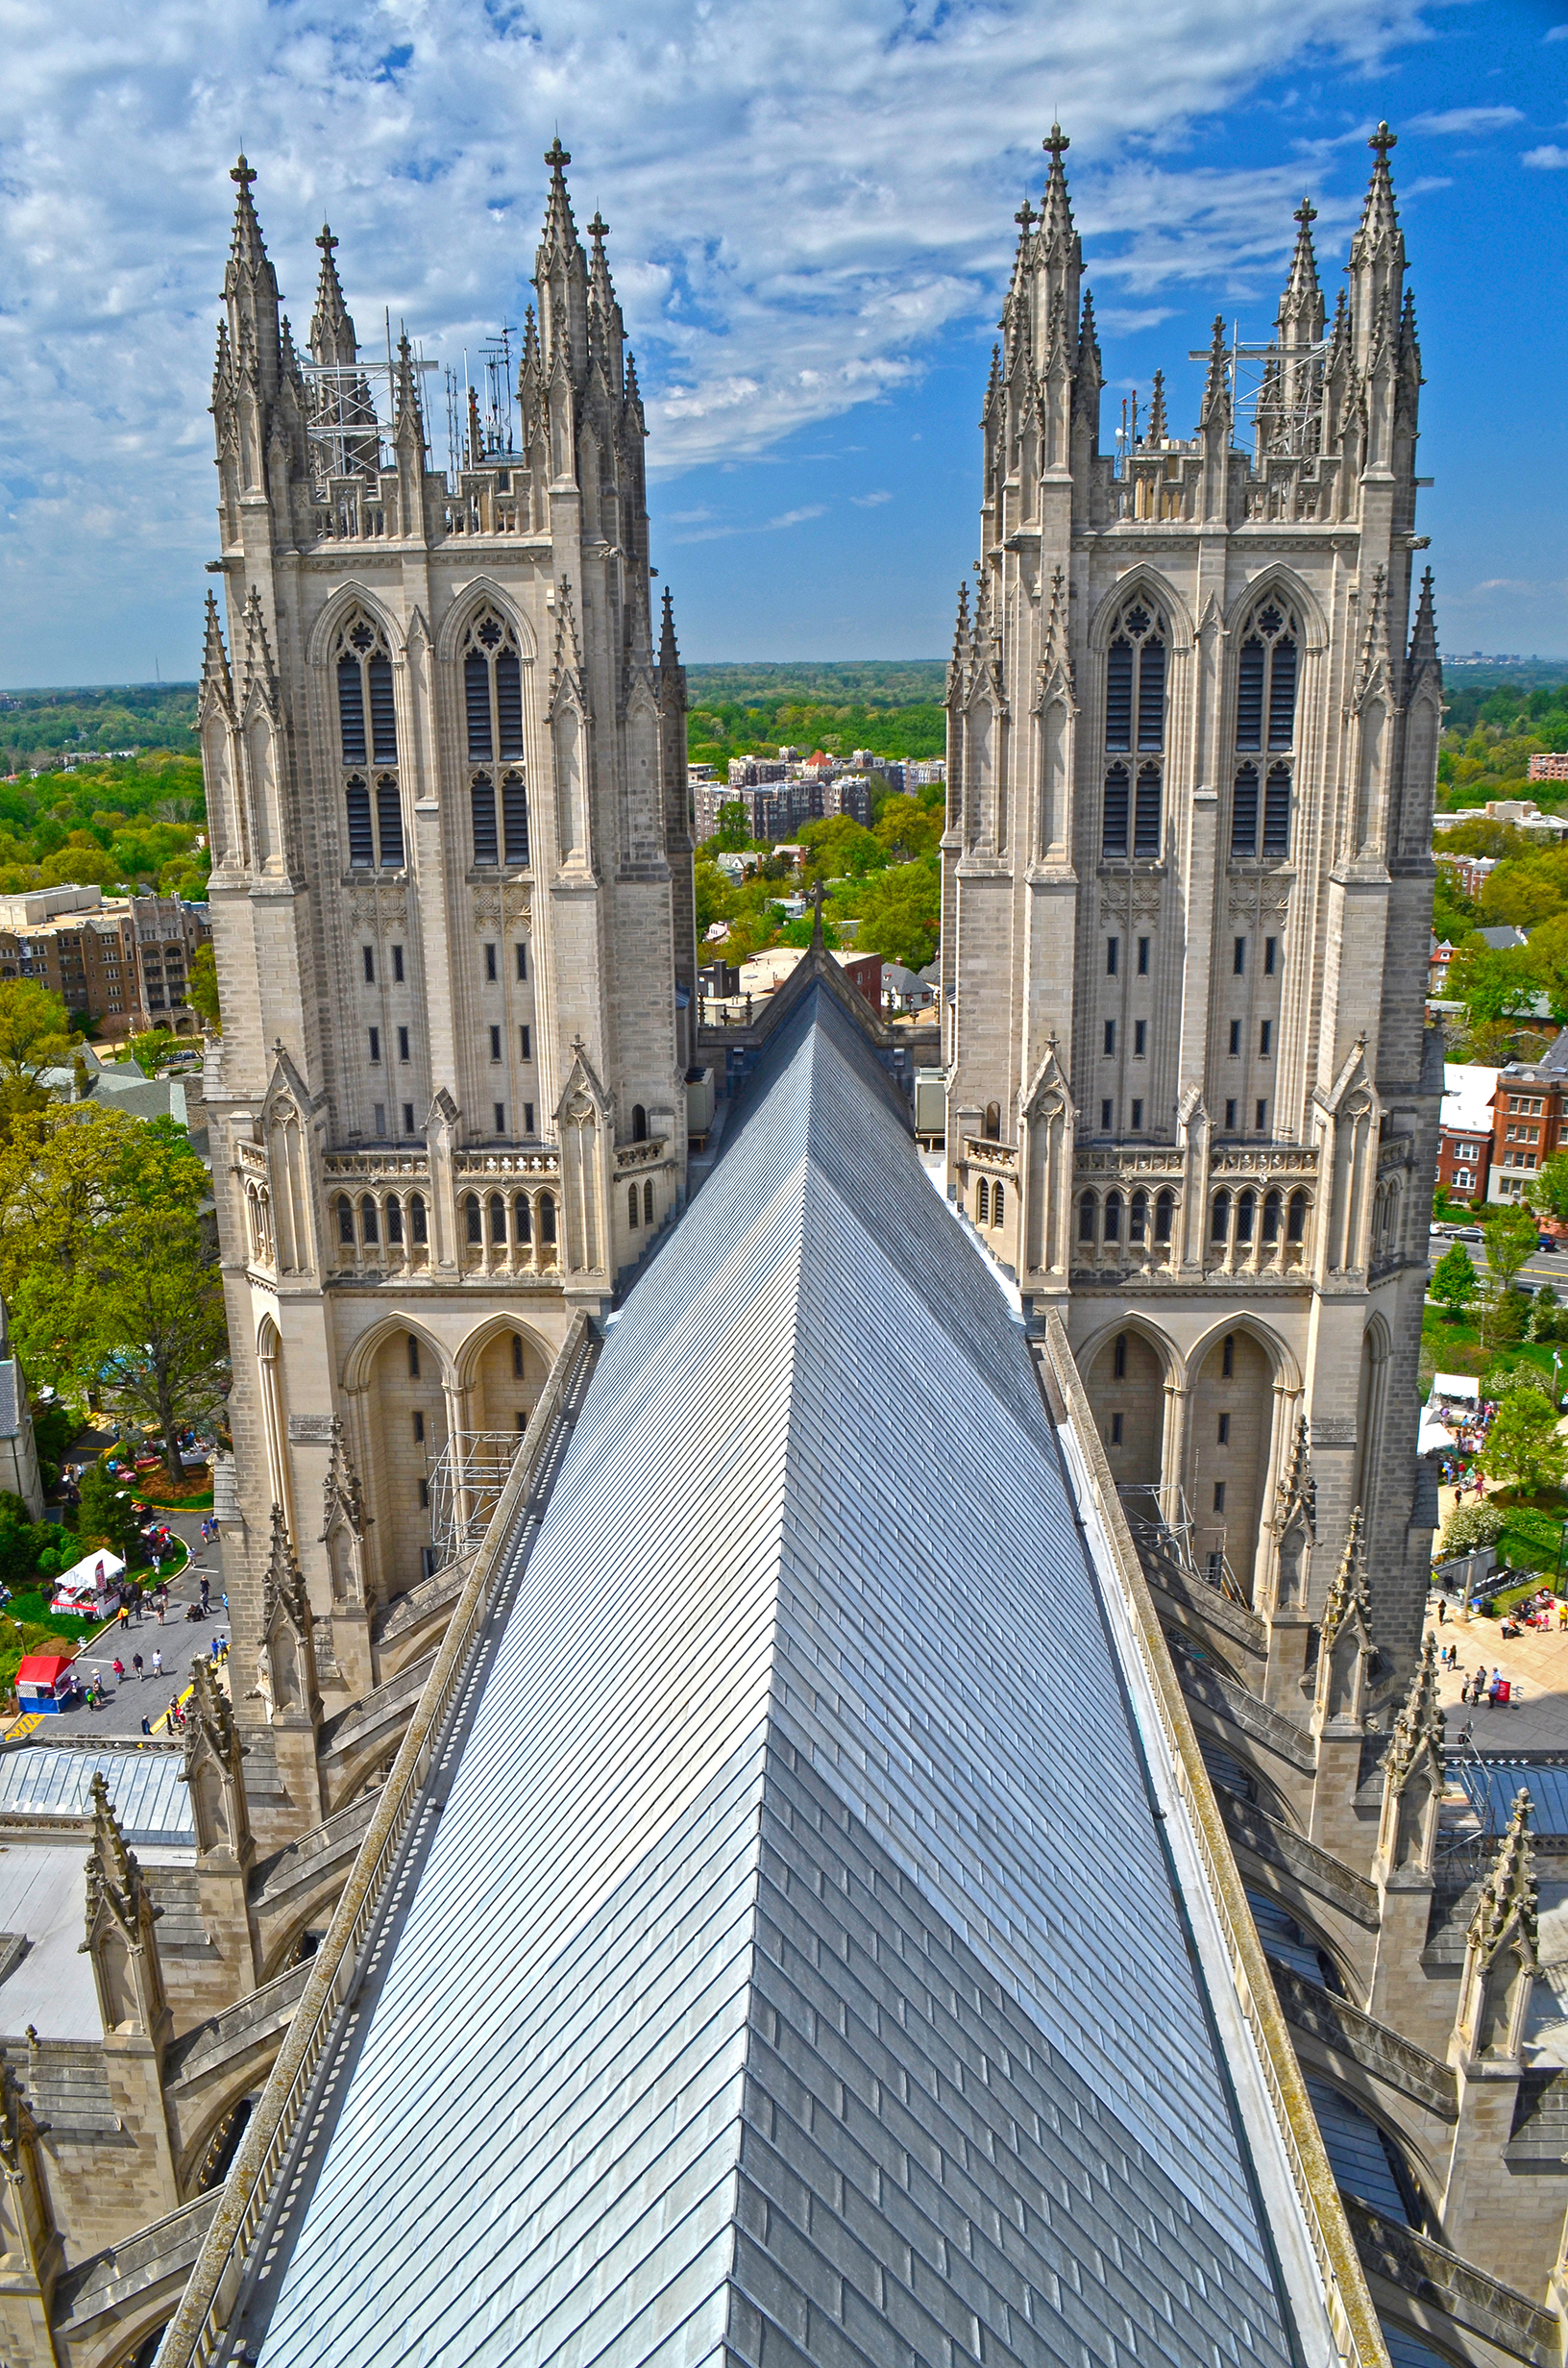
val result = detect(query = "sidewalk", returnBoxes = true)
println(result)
[1428,1594,1568,1749]
[33,1505,229,1740]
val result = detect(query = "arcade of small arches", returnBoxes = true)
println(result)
[1068,1178,1315,1276]
[459,1187,559,1274]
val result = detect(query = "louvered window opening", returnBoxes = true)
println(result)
[337,622,404,870]
[1103,604,1165,861]
[1232,605,1297,861]
[463,610,529,868]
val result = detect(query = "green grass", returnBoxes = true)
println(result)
[5,1587,97,1641]
[1421,1307,1564,1388]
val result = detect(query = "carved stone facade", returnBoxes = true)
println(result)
[199,148,697,1738]
[943,127,1442,1684]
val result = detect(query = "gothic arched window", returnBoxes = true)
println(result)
[336,1195,354,1245]
[335,613,404,871]
[1211,1189,1231,1244]
[462,608,529,871]
[1262,1188,1283,1245]
[1233,601,1298,859]
[1130,1190,1148,1245]
[1078,1191,1096,1243]
[1236,1189,1256,1246]
[1155,1188,1175,1244]
[359,1195,379,1245]
[1103,1190,1121,1244]
[631,1103,648,1143]
[489,1193,506,1244]
[644,1178,654,1225]
[1287,1188,1309,1245]
[992,1182,1005,1229]
[977,1177,990,1225]
[410,1194,428,1245]
[1103,600,1166,860]
[539,1192,557,1244]
[465,1192,482,1245]
[628,1184,640,1229]
[514,1194,532,1244]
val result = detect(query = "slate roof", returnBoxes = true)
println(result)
[256,976,1298,2368]
[0,1745,191,1846]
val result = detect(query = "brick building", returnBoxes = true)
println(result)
[1435,1061,1496,1202]
[0,886,211,1036]
[1488,1032,1568,1199]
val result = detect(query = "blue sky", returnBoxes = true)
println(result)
[0,0,1562,680]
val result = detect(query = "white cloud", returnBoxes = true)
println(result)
[1407,106,1523,135]
[852,490,893,506]
[766,506,826,530]
[1524,144,1568,168]
[1547,22,1568,38]
[0,0,1439,675]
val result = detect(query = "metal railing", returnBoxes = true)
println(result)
[152,1312,596,2368]
[1040,1314,1389,2368]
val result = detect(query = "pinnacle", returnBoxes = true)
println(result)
[658,583,681,671]
[1147,368,1167,444]
[1278,190,1324,343]
[1199,314,1230,431]
[1037,120,1079,263]
[1352,119,1404,267]
[1409,567,1438,670]
[310,221,357,366]
[950,579,971,668]
[1321,1505,1370,1645]
[541,136,580,257]
[1470,1788,1537,1959]
[228,153,269,274]
[1077,287,1100,379]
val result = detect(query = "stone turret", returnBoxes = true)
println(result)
[250,1509,324,1826]
[1367,1636,1447,2038]
[1309,1508,1374,1861]
[80,1775,180,2232]
[184,1656,260,2006]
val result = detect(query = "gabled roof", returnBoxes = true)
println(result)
[257,980,1298,2368]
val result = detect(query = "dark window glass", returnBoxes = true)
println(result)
[1104,1192,1121,1243]
[1260,1020,1272,1056]
[1231,765,1259,858]
[1131,1098,1143,1129]
[513,1333,524,1377]
[410,1195,427,1244]
[520,1025,530,1062]
[1102,765,1129,858]
[471,775,499,866]
[484,943,497,982]
[645,1179,654,1224]
[1134,1021,1145,1056]
[1225,1098,1237,1129]
[393,943,404,982]
[1103,1021,1115,1055]
[496,651,525,758]
[1236,639,1264,750]
[386,1196,404,1244]
[402,1101,414,1133]
[628,1184,640,1228]
[1237,1191,1255,1245]
[540,1192,556,1243]
[1288,1190,1308,1244]
[465,652,493,760]
[515,1194,531,1244]
[465,1193,481,1245]
[398,1026,409,1062]
[977,1178,990,1225]
[1264,936,1276,975]
[362,945,375,982]
[494,1101,505,1134]
[1262,764,1291,858]
[1130,1194,1147,1244]
[376,776,404,868]
[490,1193,506,1243]
[360,1195,379,1244]
[1105,640,1133,750]
[1107,936,1118,975]
[368,1025,380,1063]
[1262,1190,1282,1244]
[1234,937,1245,976]
[337,1196,353,1244]
[1229,1021,1240,1056]
[502,773,529,867]
[1137,640,1166,750]
[345,777,375,868]
[1134,765,1162,856]
[1155,1190,1174,1244]
[1213,1482,1226,1516]
[1211,1192,1230,1243]
[369,654,397,763]
[1268,639,1298,749]
[632,1103,648,1141]
[1222,1334,1235,1377]
[413,1411,424,1443]
[515,942,527,982]
[1137,936,1149,975]
[337,657,366,765]
[1078,1192,1095,1243]
[1256,1098,1268,1129]
[1099,1098,1113,1130]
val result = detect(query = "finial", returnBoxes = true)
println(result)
[587,209,609,244]
[316,223,337,258]
[231,155,257,192]
[1015,195,1036,233]
[545,136,571,174]
[809,878,826,950]
[1294,193,1317,229]
[1043,124,1069,162]
[1369,121,1397,165]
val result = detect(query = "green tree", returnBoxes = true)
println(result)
[799,815,887,879]
[714,801,751,851]
[85,1207,230,1482]
[1480,1387,1568,1494]
[0,979,70,1094]
[871,795,941,862]
[75,1463,144,1562]
[1430,1243,1480,1319]
[1530,1152,1568,1227]
[187,943,221,1035]
[1483,1201,1541,1295]
[846,861,941,969]
[127,1026,182,1074]
[1446,938,1539,1029]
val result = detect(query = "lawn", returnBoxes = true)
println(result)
[1421,1306,1564,1389]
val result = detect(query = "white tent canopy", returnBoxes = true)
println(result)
[1430,1372,1481,1404]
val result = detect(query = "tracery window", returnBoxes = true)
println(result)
[462,608,529,869]
[335,614,405,871]
[1103,601,1166,860]
[1231,602,1298,859]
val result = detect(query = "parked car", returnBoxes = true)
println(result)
[1538,1235,1557,1252]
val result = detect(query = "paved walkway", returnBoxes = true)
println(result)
[32,1503,230,1740]
[1429,1591,1568,1749]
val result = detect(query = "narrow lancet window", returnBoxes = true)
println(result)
[1103,600,1166,862]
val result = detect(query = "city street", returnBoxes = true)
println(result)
[1428,1227,1566,1294]
[25,1503,229,1740]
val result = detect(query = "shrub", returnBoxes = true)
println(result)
[1439,1501,1507,1555]
[1482,1361,1556,1400]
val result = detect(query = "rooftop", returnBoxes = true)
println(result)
[242,969,1341,2368]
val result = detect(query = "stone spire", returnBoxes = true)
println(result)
[1408,566,1439,675]
[1384,1632,1445,1797]
[199,591,234,724]
[1278,194,1325,348]
[1469,1789,1538,1967]
[262,1504,311,1640]
[1452,1788,1539,2065]
[309,223,358,367]
[1312,1505,1374,1731]
[81,1773,168,2041]
[1198,314,1230,432]
[223,154,281,402]
[1040,565,1071,691]
[1146,368,1167,446]
[1350,122,1406,374]
[658,583,682,679]
[537,136,590,386]
[585,207,625,391]
[1356,563,1394,702]
[1031,123,1082,363]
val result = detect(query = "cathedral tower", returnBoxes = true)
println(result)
[201,148,695,1713]
[943,126,1442,1685]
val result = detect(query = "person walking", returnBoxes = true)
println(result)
[132,1652,143,1682]
[116,1601,129,1633]
[1437,1599,1447,1625]
[152,1647,162,1679]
